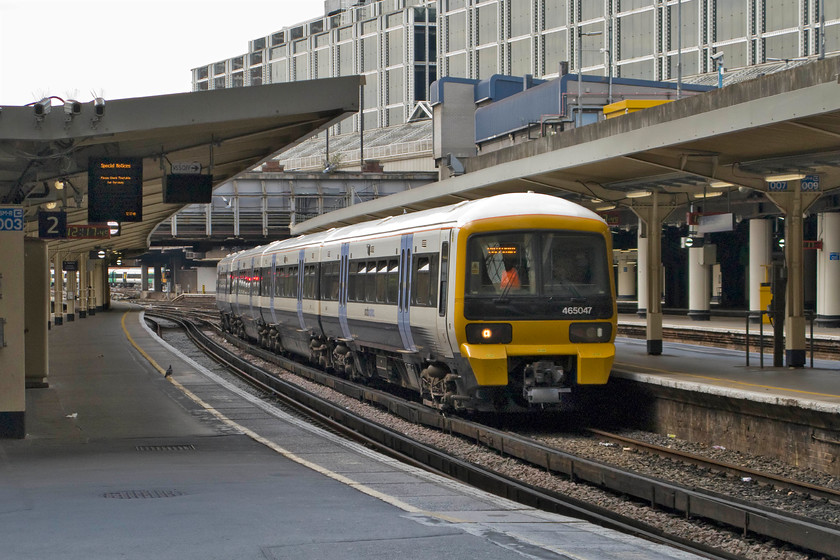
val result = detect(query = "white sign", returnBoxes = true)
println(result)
[697,213,734,234]
[171,161,201,174]
[0,207,24,232]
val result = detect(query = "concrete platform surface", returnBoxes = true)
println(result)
[615,314,840,412]
[0,303,701,560]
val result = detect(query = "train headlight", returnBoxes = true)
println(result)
[466,323,512,344]
[569,322,612,343]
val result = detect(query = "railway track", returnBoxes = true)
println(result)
[145,307,840,559]
[587,428,840,505]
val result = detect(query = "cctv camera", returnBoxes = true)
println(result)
[34,98,51,117]
[93,97,105,117]
[64,100,81,116]
[710,52,724,61]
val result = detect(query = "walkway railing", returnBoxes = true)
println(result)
[745,312,815,368]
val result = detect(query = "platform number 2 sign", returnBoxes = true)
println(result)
[38,211,67,238]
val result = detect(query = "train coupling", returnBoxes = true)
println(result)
[522,360,571,404]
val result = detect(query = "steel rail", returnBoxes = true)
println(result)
[145,309,840,559]
[587,428,840,504]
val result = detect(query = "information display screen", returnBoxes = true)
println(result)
[88,157,143,222]
[164,174,213,204]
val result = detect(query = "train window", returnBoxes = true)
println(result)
[386,259,399,303]
[287,266,299,298]
[411,253,439,307]
[320,261,339,301]
[302,264,318,299]
[364,261,377,302]
[351,261,366,302]
[260,267,271,297]
[375,260,388,302]
[439,242,449,316]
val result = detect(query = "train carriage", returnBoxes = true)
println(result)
[218,192,617,413]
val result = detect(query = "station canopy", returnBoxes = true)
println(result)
[0,76,362,255]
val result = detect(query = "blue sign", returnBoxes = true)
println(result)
[767,181,788,192]
[801,174,820,192]
[830,252,840,261]
[0,207,24,232]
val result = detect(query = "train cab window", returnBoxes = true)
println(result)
[386,259,399,303]
[466,234,533,296]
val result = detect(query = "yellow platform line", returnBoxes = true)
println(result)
[614,361,840,399]
[119,311,425,514]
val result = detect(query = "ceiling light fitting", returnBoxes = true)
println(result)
[764,172,807,182]
[709,180,732,188]
[625,190,652,198]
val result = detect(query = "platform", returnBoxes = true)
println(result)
[0,303,700,560]
[615,313,840,412]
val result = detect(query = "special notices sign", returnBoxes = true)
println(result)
[88,157,143,223]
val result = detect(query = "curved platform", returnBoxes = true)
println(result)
[0,304,700,560]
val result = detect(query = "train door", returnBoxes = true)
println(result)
[233,259,243,318]
[338,242,351,340]
[435,233,453,355]
[248,257,256,320]
[296,249,306,331]
[269,253,278,325]
[397,234,417,352]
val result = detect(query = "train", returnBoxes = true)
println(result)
[216,192,617,413]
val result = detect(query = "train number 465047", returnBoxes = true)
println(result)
[563,306,593,315]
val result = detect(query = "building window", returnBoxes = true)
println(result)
[250,51,263,66]
[231,72,244,87]
[214,61,226,75]
[253,37,266,50]
[250,67,263,85]
[214,76,226,89]
[196,66,209,80]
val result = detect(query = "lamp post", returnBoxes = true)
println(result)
[577,28,603,127]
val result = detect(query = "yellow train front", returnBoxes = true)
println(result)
[436,199,617,412]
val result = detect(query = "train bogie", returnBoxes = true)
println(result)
[217,192,617,413]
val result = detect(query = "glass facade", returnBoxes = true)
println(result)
[191,0,837,129]
[433,0,838,82]
[193,0,437,134]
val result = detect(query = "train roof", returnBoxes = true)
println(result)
[221,193,604,265]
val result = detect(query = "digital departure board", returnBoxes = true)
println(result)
[88,157,143,222]
[163,173,213,204]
